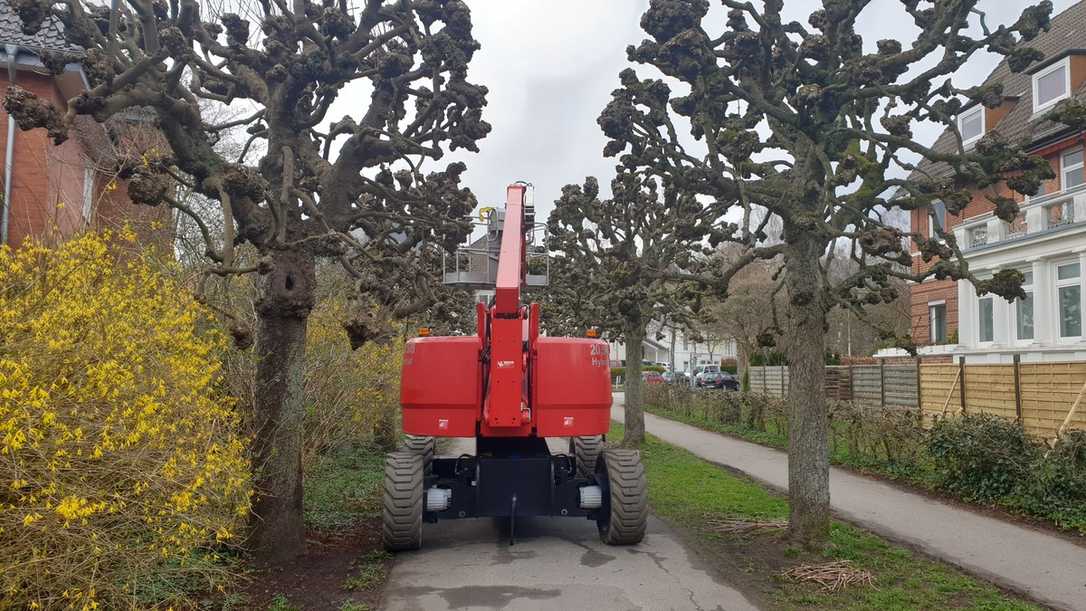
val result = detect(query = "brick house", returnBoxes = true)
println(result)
[906,1,1086,364]
[0,0,167,249]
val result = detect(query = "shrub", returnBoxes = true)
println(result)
[219,273,404,467]
[928,414,1038,503]
[0,233,251,609]
[1014,431,1086,531]
[302,297,403,460]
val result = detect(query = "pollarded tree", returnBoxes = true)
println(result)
[603,0,1055,546]
[5,0,490,561]
[547,171,713,446]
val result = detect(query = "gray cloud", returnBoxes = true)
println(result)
[451,0,1077,220]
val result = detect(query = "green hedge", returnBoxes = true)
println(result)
[641,386,1086,534]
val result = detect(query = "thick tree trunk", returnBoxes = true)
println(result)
[623,324,646,446]
[784,239,830,549]
[248,249,316,563]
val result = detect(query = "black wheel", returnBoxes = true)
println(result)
[382,451,424,551]
[400,435,435,472]
[569,435,603,477]
[596,448,647,545]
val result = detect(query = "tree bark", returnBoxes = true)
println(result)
[737,342,751,391]
[248,249,316,563]
[784,238,830,549]
[623,323,646,446]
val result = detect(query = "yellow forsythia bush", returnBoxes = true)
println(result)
[0,233,251,609]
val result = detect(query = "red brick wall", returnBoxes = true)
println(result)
[0,72,86,247]
[911,279,957,345]
[907,133,1085,344]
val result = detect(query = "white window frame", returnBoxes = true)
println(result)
[958,105,984,148]
[928,200,947,241]
[1013,269,1035,343]
[1055,260,1082,341]
[928,300,947,344]
[81,165,95,222]
[977,295,995,345]
[1062,147,1084,192]
[1033,56,1072,114]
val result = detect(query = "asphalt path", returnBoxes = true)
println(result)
[381,436,759,611]
[612,393,1086,611]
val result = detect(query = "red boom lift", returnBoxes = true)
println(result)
[383,182,648,550]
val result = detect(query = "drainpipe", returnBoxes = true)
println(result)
[1,43,17,245]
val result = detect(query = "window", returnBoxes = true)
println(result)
[1046,200,1074,227]
[1033,57,1071,112]
[1016,270,1034,341]
[929,302,947,344]
[1057,262,1082,338]
[929,200,947,238]
[978,296,994,343]
[958,106,984,146]
[968,225,988,248]
[1063,148,1084,190]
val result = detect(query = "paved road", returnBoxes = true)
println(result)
[613,396,1086,611]
[382,437,758,611]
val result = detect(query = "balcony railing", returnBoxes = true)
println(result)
[956,184,1086,252]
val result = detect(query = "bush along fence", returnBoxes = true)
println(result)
[749,358,1086,439]
[642,384,1086,533]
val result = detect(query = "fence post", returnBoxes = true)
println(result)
[780,365,786,398]
[879,359,886,407]
[1013,354,1023,426]
[847,362,854,402]
[915,356,923,411]
[958,355,967,414]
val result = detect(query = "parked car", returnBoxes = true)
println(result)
[642,371,666,385]
[661,371,688,385]
[693,365,721,386]
[696,371,739,390]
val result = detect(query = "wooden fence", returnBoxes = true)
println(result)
[749,359,1086,438]
[748,363,918,408]
[920,358,1086,438]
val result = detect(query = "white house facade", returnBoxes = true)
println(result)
[608,320,737,373]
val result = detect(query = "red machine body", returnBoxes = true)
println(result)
[400,183,612,439]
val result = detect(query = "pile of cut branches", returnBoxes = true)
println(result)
[781,560,875,592]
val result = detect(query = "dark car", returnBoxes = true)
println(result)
[696,371,739,390]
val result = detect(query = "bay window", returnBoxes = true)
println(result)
[978,296,994,343]
[1016,270,1034,341]
[1057,262,1082,339]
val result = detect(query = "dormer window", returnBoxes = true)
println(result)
[1033,57,1071,113]
[958,106,984,147]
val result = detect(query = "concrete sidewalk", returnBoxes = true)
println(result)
[613,397,1086,611]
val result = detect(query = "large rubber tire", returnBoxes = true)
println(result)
[400,435,435,472]
[382,451,424,551]
[569,435,603,477]
[596,448,648,545]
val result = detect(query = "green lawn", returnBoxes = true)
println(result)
[615,422,1039,610]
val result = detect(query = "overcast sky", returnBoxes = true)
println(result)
[445,0,1079,221]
